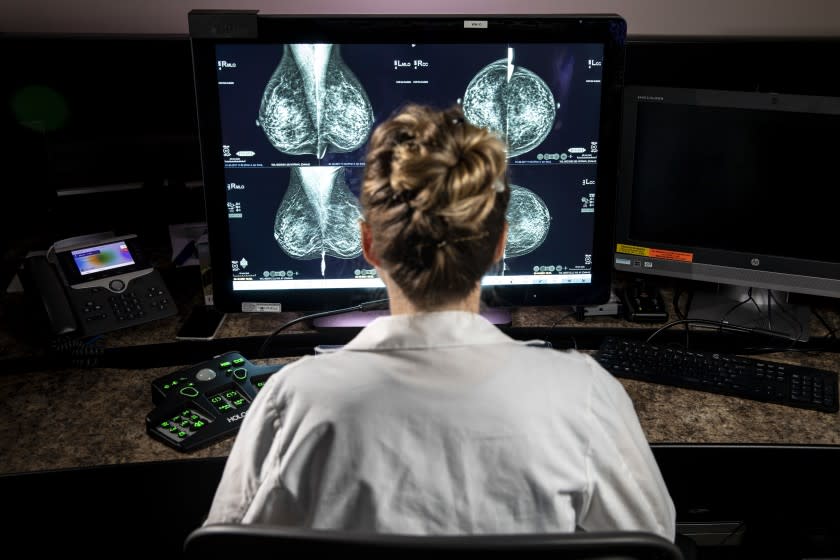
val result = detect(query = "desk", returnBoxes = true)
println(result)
[2,303,839,475]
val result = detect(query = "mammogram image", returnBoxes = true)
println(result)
[258,44,374,159]
[463,57,556,158]
[505,183,551,257]
[273,166,363,276]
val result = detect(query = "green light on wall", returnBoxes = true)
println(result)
[11,85,69,132]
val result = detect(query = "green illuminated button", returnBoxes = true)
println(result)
[177,431,187,439]
[219,403,233,411]
[160,421,171,428]
[180,420,190,427]
[190,414,198,421]
[179,386,199,398]
[193,420,205,428]
[210,395,223,403]
[233,398,246,406]
[232,357,245,365]
[219,361,232,368]
[168,426,178,433]
[224,390,239,399]
[233,368,247,381]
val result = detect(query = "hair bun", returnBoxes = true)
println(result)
[361,104,510,308]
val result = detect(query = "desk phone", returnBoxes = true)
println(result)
[146,352,284,452]
[25,234,177,337]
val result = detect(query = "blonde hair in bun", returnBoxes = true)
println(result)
[361,104,510,308]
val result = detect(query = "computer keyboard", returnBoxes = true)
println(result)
[595,337,839,413]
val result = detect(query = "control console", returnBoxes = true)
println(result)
[146,351,283,452]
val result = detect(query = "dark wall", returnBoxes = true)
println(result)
[0,36,203,288]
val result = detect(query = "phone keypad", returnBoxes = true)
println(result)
[108,291,147,322]
[68,273,177,336]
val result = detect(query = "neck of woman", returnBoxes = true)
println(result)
[383,276,481,316]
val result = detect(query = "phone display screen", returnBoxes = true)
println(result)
[72,241,136,276]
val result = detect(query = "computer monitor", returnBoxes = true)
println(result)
[615,85,840,340]
[189,11,626,317]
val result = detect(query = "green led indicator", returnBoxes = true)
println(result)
[232,357,245,364]
[219,403,232,411]
[194,420,205,428]
[172,380,178,385]
[210,395,222,403]
[190,414,198,420]
[164,384,170,390]
[219,361,232,368]
[233,398,245,406]
[168,426,178,433]
[177,431,187,438]
[161,421,170,428]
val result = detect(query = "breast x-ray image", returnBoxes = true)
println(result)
[264,44,556,273]
[257,44,375,159]
[505,183,551,258]
[274,166,363,276]
[462,53,556,158]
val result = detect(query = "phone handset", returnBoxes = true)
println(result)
[25,254,79,336]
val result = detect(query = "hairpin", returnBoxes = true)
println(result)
[437,231,489,249]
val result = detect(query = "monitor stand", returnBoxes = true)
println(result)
[312,306,513,328]
[686,285,811,342]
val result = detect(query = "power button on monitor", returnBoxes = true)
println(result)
[109,279,126,292]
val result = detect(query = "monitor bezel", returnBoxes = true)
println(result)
[614,85,840,299]
[190,13,627,312]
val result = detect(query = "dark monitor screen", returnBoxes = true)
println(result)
[190,13,626,312]
[615,86,840,337]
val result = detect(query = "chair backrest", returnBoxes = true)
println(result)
[184,524,684,559]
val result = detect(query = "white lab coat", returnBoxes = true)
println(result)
[205,311,676,541]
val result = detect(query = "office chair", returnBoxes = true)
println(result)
[184,524,684,559]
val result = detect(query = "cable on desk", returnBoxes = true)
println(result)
[257,298,390,359]
[48,336,105,368]
[813,308,838,340]
[645,318,801,349]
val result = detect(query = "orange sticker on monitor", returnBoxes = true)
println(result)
[616,244,693,262]
[647,248,693,262]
